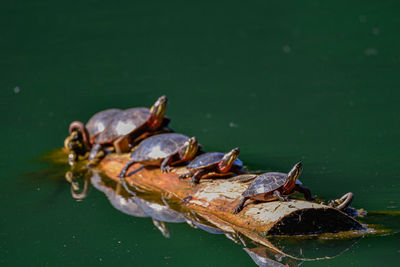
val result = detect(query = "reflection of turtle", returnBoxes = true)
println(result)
[90,171,148,218]
[68,96,169,165]
[233,162,313,214]
[118,133,199,177]
[65,170,90,200]
[90,171,175,238]
[133,197,186,223]
[132,196,187,238]
[179,148,244,184]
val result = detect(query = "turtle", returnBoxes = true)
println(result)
[233,162,313,214]
[70,108,122,143]
[65,108,121,161]
[68,95,169,165]
[118,133,199,178]
[179,148,244,184]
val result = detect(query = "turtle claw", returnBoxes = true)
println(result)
[161,165,171,173]
[179,173,190,180]
[272,190,287,202]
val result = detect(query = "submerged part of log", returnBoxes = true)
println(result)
[98,154,364,239]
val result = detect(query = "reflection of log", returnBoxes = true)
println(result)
[244,247,300,267]
[99,154,363,241]
[77,165,363,263]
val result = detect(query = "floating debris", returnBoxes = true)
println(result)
[282,45,291,53]
[364,48,378,56]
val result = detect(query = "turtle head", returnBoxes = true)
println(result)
[287,162,303,185]
[179,137,198,162]
[148,95,167,130]
[218,147,240,173]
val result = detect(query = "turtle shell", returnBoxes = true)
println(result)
[130,133,190,162]
[242,172,289,198]
[186,152,243,170]
[95,107,150,144]
[86,108,122,140]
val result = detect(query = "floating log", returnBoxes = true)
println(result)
[98,153,364,243]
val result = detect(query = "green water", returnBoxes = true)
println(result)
[2,0,400,266]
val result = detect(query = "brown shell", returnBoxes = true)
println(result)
[95,108,150,144]
[130,133,190,162]
[186,152,243,170]
[85,109,122,141]
[242,172,288,198]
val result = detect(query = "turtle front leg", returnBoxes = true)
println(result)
[191,169,208,184]
[295,185,314,201]
[87,143,105,167]
[273,190,288,202]
[118,159,137,178]
[233,197,248,214]
[161,155,177,173]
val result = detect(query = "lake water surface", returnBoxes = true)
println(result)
[2,1,400,266]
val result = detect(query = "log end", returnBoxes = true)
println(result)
[267,207,363,235]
